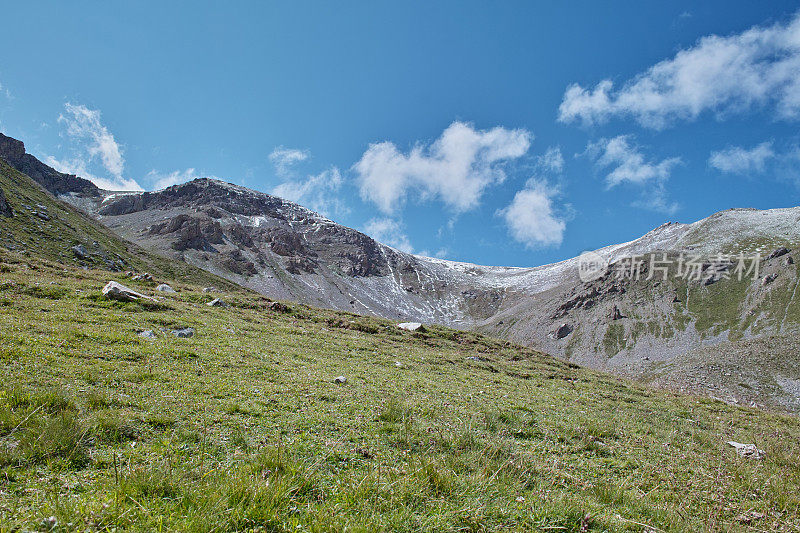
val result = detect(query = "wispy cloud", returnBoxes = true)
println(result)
[50,103,141,191]
[535,146,564,174]
[272,166,349,218]
[354,121,532,214]
[585,135,680,213]
[363,217,414,253]
[269,146,310,176]
[559,12,800,128]
[708,141,776,174]
[498,180,566,248]
[586,136,681,187]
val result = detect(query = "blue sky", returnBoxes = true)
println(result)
[1,2,800,267]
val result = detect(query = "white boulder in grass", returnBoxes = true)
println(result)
[397,322,425,332]
[156,284,176,293]
[102,281,153,302]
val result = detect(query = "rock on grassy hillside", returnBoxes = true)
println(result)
[1,251,800,530]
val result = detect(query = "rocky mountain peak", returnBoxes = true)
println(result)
[0,132,100,197]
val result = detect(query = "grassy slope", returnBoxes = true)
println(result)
[0,253,799,532]
[0,158,237,290]
[1,162,800,531]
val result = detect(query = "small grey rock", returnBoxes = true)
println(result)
[207,298,226,307]
[333,376,347,384]
[397,322,425,332]
[156,283,176,293]
[102,281,152,302]
[553,323,572,339]
[138,330,157,339]
[71,244,89,259]
[172,327,195,338]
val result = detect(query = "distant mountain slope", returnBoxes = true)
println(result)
[3,131,800,412]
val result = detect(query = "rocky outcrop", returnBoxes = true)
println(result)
[0,133,100,196]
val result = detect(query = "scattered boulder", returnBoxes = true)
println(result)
[131,273,154,282]
[172,327,195,338]
[394,361,404,368]
[156,283,176,293]
[333,376,347,384]
[554,323,572,339]
[102,281,153,302]
[609,305,624,320]
[35,211,50,221]
[138,330,157,340]
[767,247,790,260]
[268,301,290,313]
[727,441,766,460]
[398,322,425,332]
[762,273,778,286]
[207,298,226,307]
[202,287,217,293]
[787,256,795,266]
[71,244,90,260]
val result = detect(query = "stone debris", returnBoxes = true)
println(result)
[767,247,790,260]
[172,327,195,338]
[727,441,766,459]
[762,273,778,286]
[102,281,153,302]
[397,322,425,332]
[71,244,89,259]
[268,301,290,313]
[553,323,572,339]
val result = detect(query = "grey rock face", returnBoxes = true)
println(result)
[0,133,100,196]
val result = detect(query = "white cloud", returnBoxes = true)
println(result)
[51,103,141,191]
[535,146,564,173]
[44,155,141,191]
[559,12,800,128]
[362,217,414,253]
[498,180,566,248]
[354,121,532,214]
[272,167,349,218]
[708,141,775,174]
[269,146,310,176]
[586,136,681,187]
[146,168,210,190]
[584,136,680,213]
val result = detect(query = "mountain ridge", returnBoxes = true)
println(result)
[3,131,800,412]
